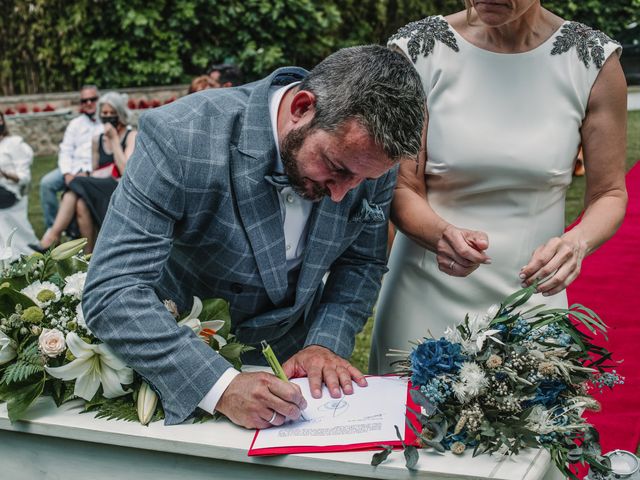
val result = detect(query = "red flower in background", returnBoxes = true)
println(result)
[43,104,55,112]
[127,99,137,110]
[32,106,41,113]
[150,99,160,108]
[17,104,28,114]
[4,108,15,115]
[164,96,176,105]
[137,99,149,109]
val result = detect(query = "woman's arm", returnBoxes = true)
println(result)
[91,135,100,171]
[520,53,628,295]
[391,113,491,276]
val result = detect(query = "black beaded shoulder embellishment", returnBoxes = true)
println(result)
[388,16,459,63]
[550,22,620,69]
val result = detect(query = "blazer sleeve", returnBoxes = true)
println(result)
[303,165,398,359]
[82,110,233,425]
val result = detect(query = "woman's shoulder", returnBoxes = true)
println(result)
[550,20,621,69]
[388,12,463,63]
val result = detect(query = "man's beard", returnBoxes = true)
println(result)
[280,124,329,202]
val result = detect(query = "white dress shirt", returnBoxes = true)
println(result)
[198,82,313,414]
[58,114,103,175]
[0,135,34,199]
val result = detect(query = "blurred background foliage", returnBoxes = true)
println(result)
[1,0,638,95]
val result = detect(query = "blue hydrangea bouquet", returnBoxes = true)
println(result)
[372,286,623,479]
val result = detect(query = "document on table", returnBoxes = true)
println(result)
[248,375,418,455]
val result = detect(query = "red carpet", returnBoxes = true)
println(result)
[567,162,640,459]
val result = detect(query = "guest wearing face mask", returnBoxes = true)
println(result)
[32,92,136,253]
[39,85,104,231]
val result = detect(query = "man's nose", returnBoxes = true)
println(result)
[327,176,362,202]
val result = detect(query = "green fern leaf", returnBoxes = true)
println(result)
[83,397,165,424]
[1,342,44,384]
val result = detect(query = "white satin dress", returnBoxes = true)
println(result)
[369,16,621,374]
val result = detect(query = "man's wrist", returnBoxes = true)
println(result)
[197,367,240,414]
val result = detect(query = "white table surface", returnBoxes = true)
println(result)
[0,396,563,480]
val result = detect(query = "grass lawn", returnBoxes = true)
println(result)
[25,112,640,372]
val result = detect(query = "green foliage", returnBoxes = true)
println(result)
[84,396,142,422]
[544,0,640,37]
[1,342,45,385]
[0,375,46,423]
[3,0,636,94]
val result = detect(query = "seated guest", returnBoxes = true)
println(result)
[39,85,103,230]
[216,64,243,87]
[34,92,137,253]
[206,63,243,88]
[188,75,216,94]
[0,111,38,256]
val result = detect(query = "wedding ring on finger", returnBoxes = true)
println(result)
[267,410,277,425]
[449,260,455,270]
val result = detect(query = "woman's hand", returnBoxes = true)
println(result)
[103,123,118,142]
[519,234,588,296]
[436,224,491,277]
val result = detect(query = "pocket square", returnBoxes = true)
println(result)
[348,198,386,224]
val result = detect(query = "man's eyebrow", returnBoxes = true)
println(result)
[323,153,355,177]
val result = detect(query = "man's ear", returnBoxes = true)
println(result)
[289,90,316,123]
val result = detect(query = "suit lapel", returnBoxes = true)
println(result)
[231,68,308,306]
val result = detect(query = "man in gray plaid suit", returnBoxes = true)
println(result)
[83,45,425,428]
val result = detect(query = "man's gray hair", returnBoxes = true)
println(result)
[299,45,425,162]
[80,84,100,95]
[98,91,131,125]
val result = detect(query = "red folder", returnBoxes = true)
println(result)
[248,376,420,456]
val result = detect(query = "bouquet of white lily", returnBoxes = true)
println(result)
[0,238,250,424]
[372,286,623,480]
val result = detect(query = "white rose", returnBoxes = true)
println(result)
[38,328,66,358]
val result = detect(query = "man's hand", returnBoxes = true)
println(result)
[215,371,307,429]
[283,345,367,399]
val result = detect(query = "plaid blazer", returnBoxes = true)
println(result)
[83,67,397,424]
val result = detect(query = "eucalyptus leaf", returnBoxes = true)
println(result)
[404,446,419,470]
[371,446,393,466]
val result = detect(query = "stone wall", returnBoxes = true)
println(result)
[4,109,144,157]
[2,84,188,157]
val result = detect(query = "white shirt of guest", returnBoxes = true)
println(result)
[58,114,103,175]
[198,82,313,415]
[0,135,34,200]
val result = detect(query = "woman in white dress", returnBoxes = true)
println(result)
[370,0,628,373]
